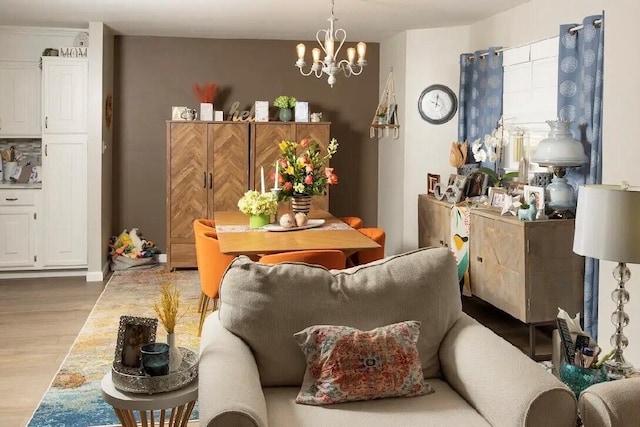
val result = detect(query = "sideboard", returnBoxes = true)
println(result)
[418,194,585,360]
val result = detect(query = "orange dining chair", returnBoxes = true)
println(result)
[351,227,386,266]
[194,219,216,313]
[194,230,236,336]
[339,216,363,229]
[259,250,347,270]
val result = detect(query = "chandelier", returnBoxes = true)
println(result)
[295,0,367,87]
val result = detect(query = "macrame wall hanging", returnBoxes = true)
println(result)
[370,68,399,139]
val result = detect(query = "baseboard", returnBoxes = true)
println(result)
[0,269,87,279]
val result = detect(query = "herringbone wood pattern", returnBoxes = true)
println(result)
[210,123,250,213]
[253,123,293,191]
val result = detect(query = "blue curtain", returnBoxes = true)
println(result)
[557,14,604,340]
[458,48,504,169]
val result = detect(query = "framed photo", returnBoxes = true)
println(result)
[427,173,440,195]
[507,181,525,201]
[465,171,489,198]
[295,101,309,122]
[488,187,507,208]
[447,173,457,186]
[254,101,269,122]
[452,175,468,193]
[113,315,158,375]
[524,185,545,210]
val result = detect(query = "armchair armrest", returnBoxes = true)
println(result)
[579,377,640,427]
[199,313,268,427]
[439,313,577,427]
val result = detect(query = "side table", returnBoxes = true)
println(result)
[101,371,198,427]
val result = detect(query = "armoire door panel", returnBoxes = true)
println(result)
[209,123,250,214]
[252,123,294,191]
[168,122,208,240]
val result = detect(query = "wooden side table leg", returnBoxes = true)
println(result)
[179,401,196,427]
[113,408,137,427]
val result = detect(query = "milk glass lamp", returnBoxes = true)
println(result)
[573,184,640,376]
[532,120,588,218]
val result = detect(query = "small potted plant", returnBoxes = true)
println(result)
[237,190,278,228]
[273,96,297,122]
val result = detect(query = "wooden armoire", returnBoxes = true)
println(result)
[166,121,331,269]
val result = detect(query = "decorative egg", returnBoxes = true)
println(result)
[295,212,308,227]
[279,213,296,228]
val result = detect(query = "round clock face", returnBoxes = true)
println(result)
[418,84,458,125]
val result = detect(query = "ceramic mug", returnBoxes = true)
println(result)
[181,108,198,121]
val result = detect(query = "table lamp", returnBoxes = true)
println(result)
[573,184,640,376]
[531,120,588,218]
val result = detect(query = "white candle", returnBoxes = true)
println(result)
[260,166,265,194]
[274,160,279,190]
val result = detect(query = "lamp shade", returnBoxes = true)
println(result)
[573,184,640,263]
[532,120,588,167]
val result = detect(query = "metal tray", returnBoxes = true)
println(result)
[112,347,198,394]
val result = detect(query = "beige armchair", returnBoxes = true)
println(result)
[199,247,577,427]
[579,377,640,426]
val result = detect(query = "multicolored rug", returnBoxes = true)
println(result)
[28,266,202,427]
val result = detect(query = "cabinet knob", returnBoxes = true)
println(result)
[476,256,483,263]
[209,172,213,189]
[45,116,48,129]
[203,172,206,188]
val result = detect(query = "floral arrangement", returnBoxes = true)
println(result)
[192,82,218,103]
[471,117,508,164]
[273,95,297,109]
[237,190,278,216]
[276,137,338,199]
[152,280,185,334]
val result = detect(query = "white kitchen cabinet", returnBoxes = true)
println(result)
[0,190,38,268]
[41,134,87,267]
[0,61,41,137]
[41,57,87,133]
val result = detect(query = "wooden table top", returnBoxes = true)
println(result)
[214,210,381,256]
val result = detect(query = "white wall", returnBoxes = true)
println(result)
[0,26,76,60]
[381,0,640,364]
[378,32,406,256]
[378,27,470,254]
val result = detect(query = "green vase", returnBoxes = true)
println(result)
[249,214,270,228]
[278,108,292,122]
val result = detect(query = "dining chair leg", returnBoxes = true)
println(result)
[198,297,211,337]
[198,292,207,313]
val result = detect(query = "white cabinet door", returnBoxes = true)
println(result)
[0,61,41,137]
[42,58,87,133]
[0,207,36,268]
[42,134,87,267]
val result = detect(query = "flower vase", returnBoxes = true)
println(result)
[278,108,292,122]
[291,194,312,215]
[249,213,270,228]
[167,333,182,373]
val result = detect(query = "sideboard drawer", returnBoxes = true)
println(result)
[0,190,37,206]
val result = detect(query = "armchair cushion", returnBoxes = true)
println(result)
[218,247,461,386]
[294,320,433,405]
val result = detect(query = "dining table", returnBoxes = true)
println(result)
[213,210,381,256]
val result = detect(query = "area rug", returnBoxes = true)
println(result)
[28,266,202,427]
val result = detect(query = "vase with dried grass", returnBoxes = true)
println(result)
[152,281,186,373]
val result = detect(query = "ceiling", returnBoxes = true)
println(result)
[0,0,529,42]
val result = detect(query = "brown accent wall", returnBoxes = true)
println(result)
[113,36,379,251]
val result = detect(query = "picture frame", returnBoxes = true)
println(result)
[507,181,525,201]
[295,101,309,122]
[524,185,545,211]
[465,171,489,198]
[452,175,468,193]
[447,173,457,186]
[113,315,158,375]
[254,101,269,122]
[488,187,508,208]
[427,173,440,195]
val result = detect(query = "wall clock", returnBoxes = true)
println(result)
[418,84,458,125]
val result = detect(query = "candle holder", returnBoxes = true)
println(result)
[271,188,282,222]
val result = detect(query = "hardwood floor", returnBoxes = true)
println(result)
[0,275,550,427]
[0,275,107,427]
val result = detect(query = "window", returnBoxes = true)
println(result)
[501,37,558,173]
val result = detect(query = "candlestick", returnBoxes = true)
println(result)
[260,166,265,194]
[274,160,280,190]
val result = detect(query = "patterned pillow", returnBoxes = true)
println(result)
[294,320,434,405]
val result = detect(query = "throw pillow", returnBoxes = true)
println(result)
[294,320,434,405]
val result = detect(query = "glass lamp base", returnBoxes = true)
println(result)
[605,358,634,378]
[548,208,575,219]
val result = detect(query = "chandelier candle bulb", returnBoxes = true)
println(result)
[297,43,306,61]
[347,47,356,64]
[357,42,367,62]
